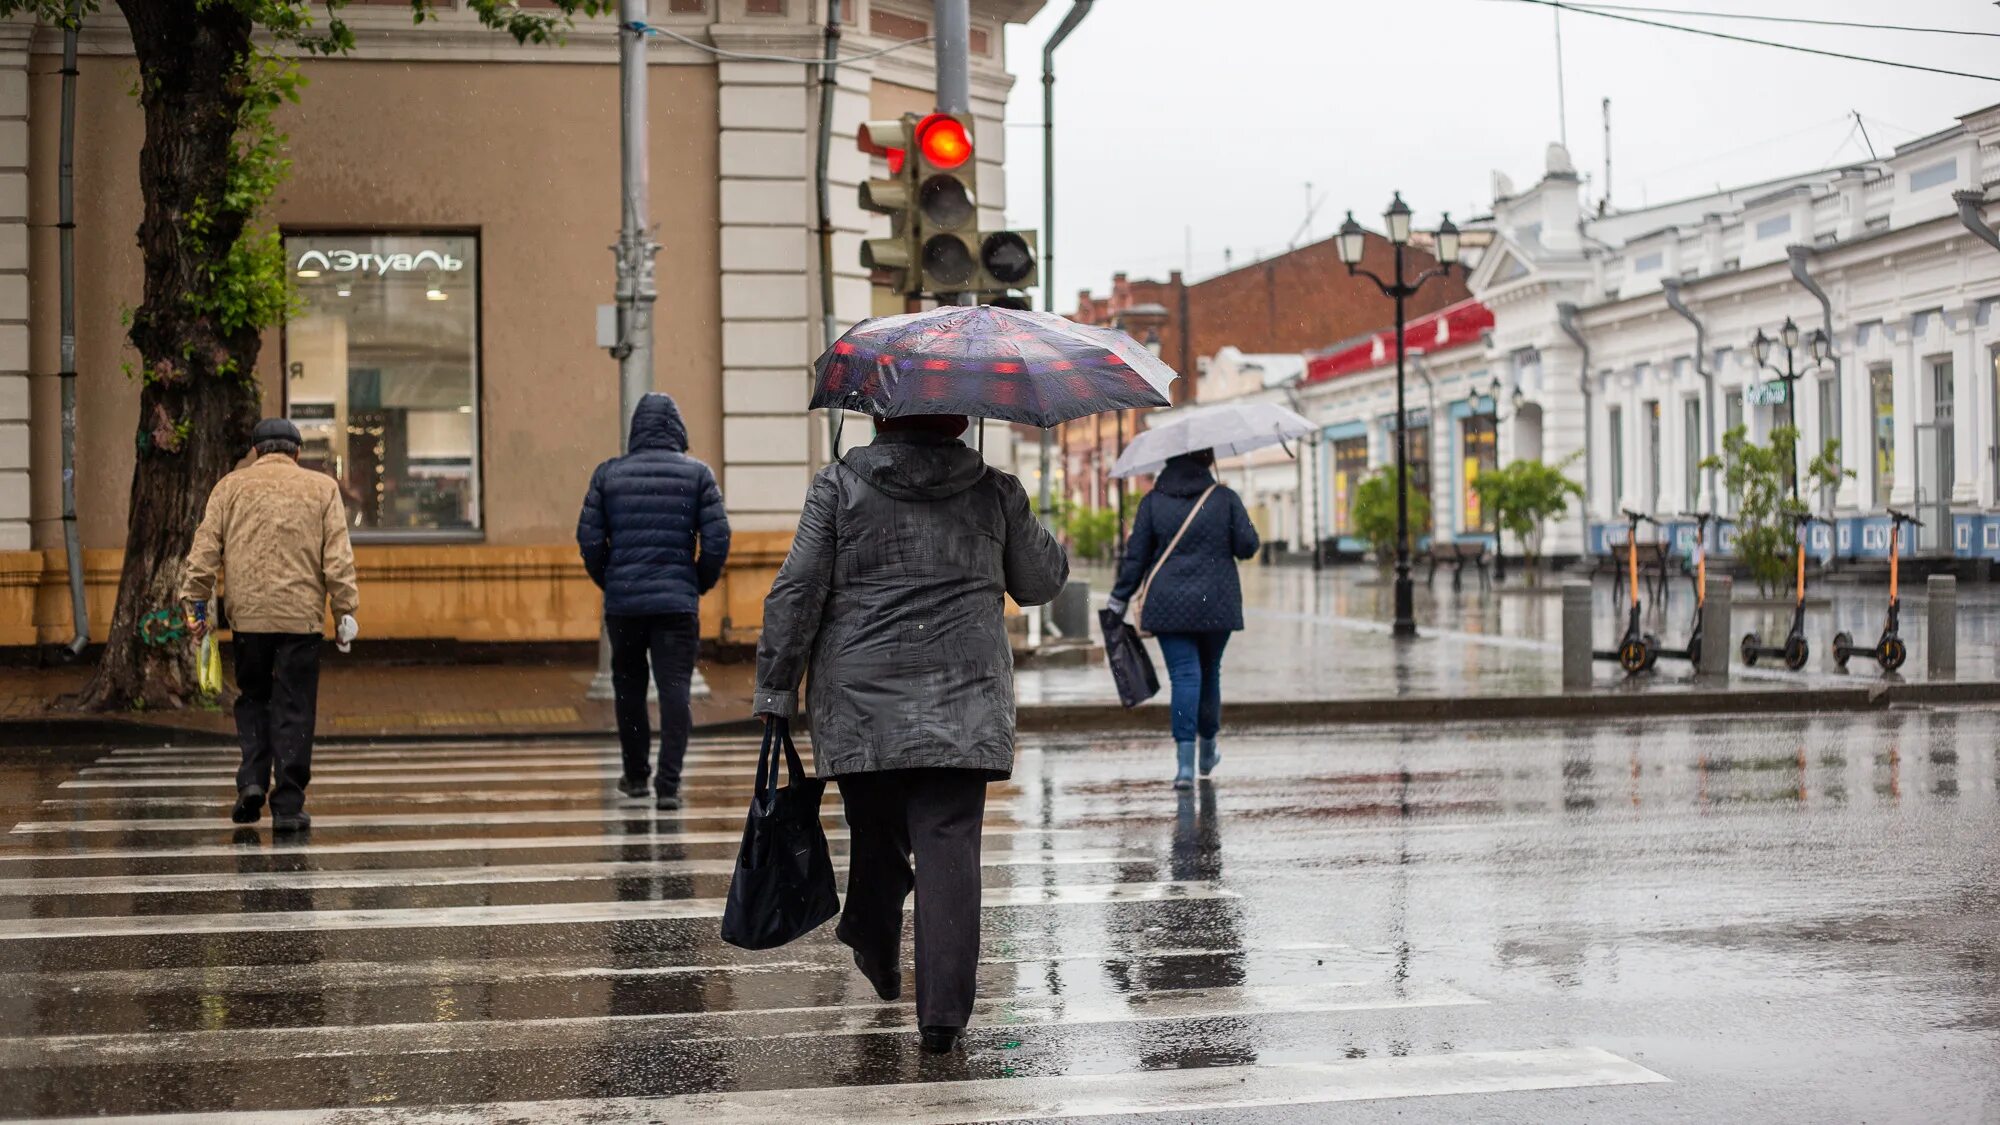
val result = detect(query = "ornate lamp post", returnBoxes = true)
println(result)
[1337,196,1461,637]
[1751,316,1830,503]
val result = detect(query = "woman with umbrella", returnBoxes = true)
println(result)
[752,305,1174,1053]
[1106,403,1312,789]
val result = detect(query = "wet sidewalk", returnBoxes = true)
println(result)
[1016,564,2000,706]
[4,563,1994,746]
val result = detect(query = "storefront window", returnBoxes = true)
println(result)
[1683,397,1702,509]
[1461,412,1497,532]
[283,233,480,536]
[1870,363,1895,506]
[1608,405,1624,513]
[1331,436,1368,536]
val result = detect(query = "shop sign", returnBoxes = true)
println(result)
[295,248,465,276]
[1745,379,1788,406]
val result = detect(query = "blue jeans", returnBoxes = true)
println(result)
[1155,631,1230,745]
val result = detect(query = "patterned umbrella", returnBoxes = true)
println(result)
[811,305,1178,427]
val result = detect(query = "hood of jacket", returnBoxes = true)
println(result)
[844,430,986,501]
[1154,454,1216,497]
[629,393,688,454]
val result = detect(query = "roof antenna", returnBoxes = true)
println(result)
[1552,7,1569,148]
[1852,110,1879,162]
[1599,97,1611,217]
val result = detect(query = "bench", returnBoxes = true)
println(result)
[1425,540,1492,592]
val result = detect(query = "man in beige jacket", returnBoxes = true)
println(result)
[182,418,360,831]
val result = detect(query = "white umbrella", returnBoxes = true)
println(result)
[1109,401,1315,479]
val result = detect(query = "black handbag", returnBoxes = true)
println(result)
[720,718,841,951]
[1100,606,1161,708]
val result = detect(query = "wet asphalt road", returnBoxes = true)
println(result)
[0,711,1996,1123]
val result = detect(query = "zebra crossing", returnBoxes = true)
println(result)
[0,733,1670,1121]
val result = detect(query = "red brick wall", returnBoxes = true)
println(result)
[1057,233,1470,510]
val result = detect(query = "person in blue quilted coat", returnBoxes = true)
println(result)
[1107,449,1260,788]
[577,392,730,809]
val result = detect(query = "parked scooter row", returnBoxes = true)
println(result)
[1596,508,1920,677]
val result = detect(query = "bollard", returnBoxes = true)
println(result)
[1699,574,1732,680]
[1050,579,1091,640]
[1926,573,1957,680]
[1562,580,1593,690]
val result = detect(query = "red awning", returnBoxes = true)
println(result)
[1304,299,1494,385]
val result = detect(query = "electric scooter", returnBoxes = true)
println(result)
[1740,512,1815,671]
[1650,511,1713,667]
[1593,509,1661,675]
[1833,508,1922,673]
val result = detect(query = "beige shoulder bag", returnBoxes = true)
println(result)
[1126,484,1218,638]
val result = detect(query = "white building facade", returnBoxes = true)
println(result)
[1301,103,2000,565]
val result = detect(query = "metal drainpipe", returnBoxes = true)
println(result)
[57,14,88,655]
[813,0,842,462]
[1558,302,1593,562]
[1953,189,2000,253]
[1661,278,1714,512]
[1039,0,1093,524]
[1787,245,1841,557]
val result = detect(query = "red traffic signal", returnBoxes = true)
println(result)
[915,114,972,170]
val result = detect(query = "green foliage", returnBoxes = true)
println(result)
[1471,453,1584,571]
[1351,468,1430,564]
[1067,507,1119,563]
[1701,425,1851,596]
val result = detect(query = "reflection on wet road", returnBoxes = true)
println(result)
[1,711,1996,1122]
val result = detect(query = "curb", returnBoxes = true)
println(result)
[6,681,1995,750]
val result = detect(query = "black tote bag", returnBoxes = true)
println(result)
[720,718,841,951]
[1100,607,1161,708]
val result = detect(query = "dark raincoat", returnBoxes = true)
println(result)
[1110,454,1260,633]
[753,431,1068,779]
[576,393,731,617]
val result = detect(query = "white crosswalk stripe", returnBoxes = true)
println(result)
[0,734,1671,1120]
[7,1049,1668,1124]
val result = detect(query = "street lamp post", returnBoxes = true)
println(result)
[1750,316,1830,504]
[1481,374,1528,583]
[1337,196,1461,638]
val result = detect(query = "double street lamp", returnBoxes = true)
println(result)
[1750,316,1830,502]
[1337,194,1461,638]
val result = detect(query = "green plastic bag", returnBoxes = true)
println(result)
[197,633,222,696]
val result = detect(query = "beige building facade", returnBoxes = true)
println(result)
[0,1,1041,646]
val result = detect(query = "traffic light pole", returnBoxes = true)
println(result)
[934,0,974,310]
[591,4,705,700]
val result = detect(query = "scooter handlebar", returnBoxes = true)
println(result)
[1886,507,1923,528]
[1620,508,1658,525]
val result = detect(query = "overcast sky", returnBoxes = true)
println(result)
[1000,0,2000,311]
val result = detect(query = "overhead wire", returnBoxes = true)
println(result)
[626,20,930,65]
[1489,0,2000,82]
[1562,3,2000,39]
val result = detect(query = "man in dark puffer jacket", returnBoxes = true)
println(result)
[577,392,730,809]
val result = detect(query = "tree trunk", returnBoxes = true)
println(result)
[79,4,263,711]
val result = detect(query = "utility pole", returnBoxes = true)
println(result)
[591,5,706,699]
[1041,0,1094,526]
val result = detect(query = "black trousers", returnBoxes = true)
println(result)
[232,632,323,817]
[834,768,988,1029]
[606,612,700,792]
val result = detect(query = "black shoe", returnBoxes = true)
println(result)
[919,1025,962,1054]
[617,776,651,799]
[654,791,681,812]
[852,946,902,1002]
[271,810,311,833]
[230,786,266,825]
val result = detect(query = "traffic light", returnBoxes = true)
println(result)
[910,113,980,293]
[975,229,1039,293]
[856,112,1039,300]
[857,118,916,293]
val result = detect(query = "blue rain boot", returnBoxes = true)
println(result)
[1198,737,1220,777]
[1173,742,1196,790]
